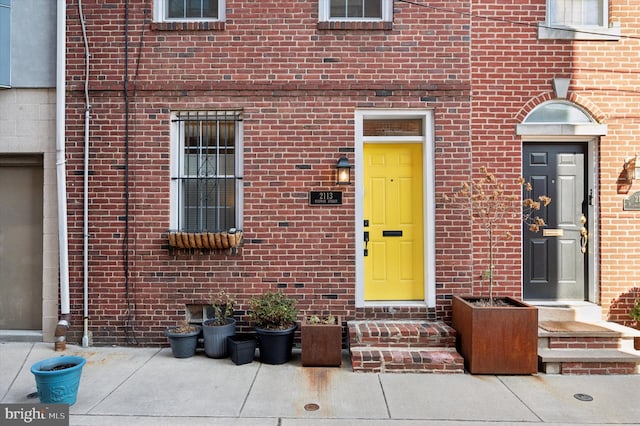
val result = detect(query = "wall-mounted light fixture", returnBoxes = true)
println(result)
[336,156,352,185]
[624,155,638,182]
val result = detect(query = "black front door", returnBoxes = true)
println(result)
[523,143,588,300]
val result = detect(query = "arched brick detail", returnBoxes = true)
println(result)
[569,93,607,123]
[515,92,607,124]
[514,92,553,122]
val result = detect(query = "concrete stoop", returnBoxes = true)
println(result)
[535,303,640,375]
[347,320,464,373]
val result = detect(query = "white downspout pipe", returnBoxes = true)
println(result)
[54,0,70,351]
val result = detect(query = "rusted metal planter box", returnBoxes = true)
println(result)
[452,295,538,374]
[301,317,342,367]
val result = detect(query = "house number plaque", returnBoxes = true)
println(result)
[623,191,640,211]
[309,191,342,205]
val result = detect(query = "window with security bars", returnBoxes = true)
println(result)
[171,111,242,233]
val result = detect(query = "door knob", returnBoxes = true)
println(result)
[580,214,588,254]
[363,231,369,256]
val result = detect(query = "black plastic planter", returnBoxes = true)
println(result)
[255,324,297,365]
[228,333,257,365]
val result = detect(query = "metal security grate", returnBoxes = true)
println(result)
[172,110,242,233]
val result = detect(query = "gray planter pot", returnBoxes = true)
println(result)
[164,325,202,358]
[203,318,236,358]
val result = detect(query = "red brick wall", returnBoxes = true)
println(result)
[63,1,640,346]
[470,0,640,324]
[64,0,472,345]
[470,1,568,299]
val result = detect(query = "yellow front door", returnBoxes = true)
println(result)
[364,143,424,300]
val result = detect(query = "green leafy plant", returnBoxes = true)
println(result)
[630,298,640,324]
[208,290,236,326]
[249,291,298,330]
[444,166,551,304]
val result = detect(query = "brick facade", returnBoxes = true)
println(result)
[63,1,639,346]
[468,0,640,326]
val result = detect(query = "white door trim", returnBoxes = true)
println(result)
[354,109,435,308]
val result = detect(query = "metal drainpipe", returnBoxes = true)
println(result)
[54,0,70,351]
[78,0,91,348]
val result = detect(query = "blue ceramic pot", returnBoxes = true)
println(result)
[31,356,86,405]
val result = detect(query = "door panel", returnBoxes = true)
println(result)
[364,143,424,300]
[0,156,43,329]
[523,144,586,300]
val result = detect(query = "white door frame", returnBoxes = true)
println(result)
[354,109,435,308]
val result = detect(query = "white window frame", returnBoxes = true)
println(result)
[170,111,244,233]
[153,0,226,23]
[318,0,393,22]
[538,0,620,40]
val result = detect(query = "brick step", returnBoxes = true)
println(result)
[350,347,464,373]
[348,320,457,348]
[538,348,640,374]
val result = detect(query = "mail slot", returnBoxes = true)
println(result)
[543,229,564,237]
[382,230,403,237]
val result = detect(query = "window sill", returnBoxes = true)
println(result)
[537,22,620,41]
[151,21,225,31]
[317,21,392,31]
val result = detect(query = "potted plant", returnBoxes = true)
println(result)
[203,290,237,358]
[164,321,202,358]
[446,167,550,374]
[31,355,86,405]
[301,314,343,367]
[249,290,298,365]
[227,333,257,365]
[629,298,640,350]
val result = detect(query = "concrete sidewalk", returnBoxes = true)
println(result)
[2,342,639,425]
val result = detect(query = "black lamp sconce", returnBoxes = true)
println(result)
[336,156,352,185]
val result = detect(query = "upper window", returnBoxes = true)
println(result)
[516,101,607,137]
[0,0,10,88]
[154,0,225,22]
[171,111,243,233]
[319,0,393,22]
[549,0,603,27]
[539,0,620,40]
[524,102,594,124]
